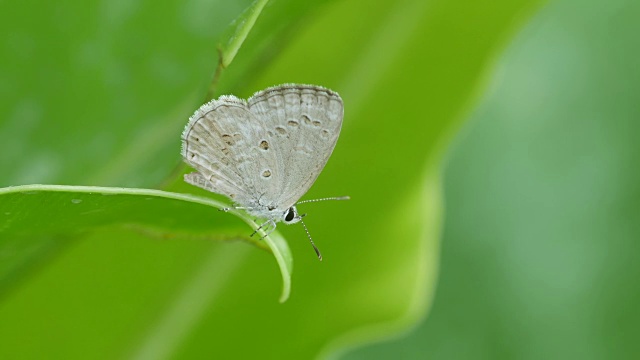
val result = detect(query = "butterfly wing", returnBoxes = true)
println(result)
[181,95,280,212]
[247,84,344,209]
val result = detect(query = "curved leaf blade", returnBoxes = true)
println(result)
[219,0,270,68]
[0,184,292,302]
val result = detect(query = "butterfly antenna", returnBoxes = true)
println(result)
[296,196,350,205]
[299,215,322,261]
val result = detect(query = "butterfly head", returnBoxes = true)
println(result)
[282,206,303,224]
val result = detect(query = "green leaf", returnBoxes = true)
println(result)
[218,0,270,68]
[0,185,292,302]
[349,0,640,358]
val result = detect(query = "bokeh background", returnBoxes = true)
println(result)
[1,0,639,358]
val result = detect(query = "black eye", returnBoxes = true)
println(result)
[285,208,295,222]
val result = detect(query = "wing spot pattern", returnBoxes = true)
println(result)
[222,134,234,146]
[182,84,344,214]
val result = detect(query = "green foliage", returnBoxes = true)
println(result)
[218,0,269,68]
[0,185,292,301]
[0,0,582,359]
[346,0,640,358]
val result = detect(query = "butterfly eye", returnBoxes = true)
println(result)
[285,208,295,222]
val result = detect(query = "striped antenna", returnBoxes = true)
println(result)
[296,196,350,205]
[299,214,322,261]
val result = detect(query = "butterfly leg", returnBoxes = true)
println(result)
[260,221,278,240]
[219,206,255,212]
[250,219,275,238]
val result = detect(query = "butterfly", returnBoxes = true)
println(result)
[181,84,347,259]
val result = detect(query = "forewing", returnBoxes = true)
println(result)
[181,96,279,209]
[247,84,344,209]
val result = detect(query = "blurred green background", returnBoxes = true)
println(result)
[1,0,639,358]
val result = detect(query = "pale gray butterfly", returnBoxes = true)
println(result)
[181,84,348,260]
